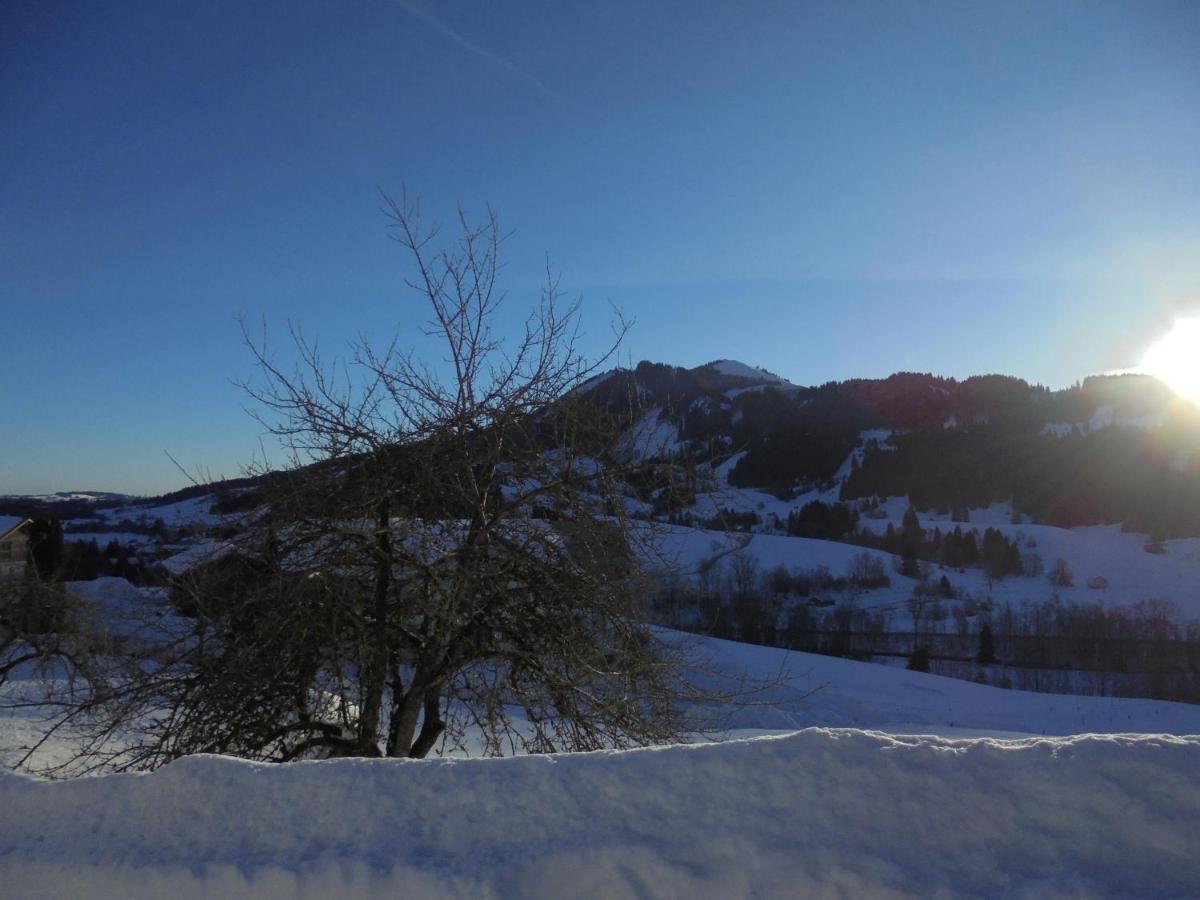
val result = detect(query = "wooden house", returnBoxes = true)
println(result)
[0,517,32,577]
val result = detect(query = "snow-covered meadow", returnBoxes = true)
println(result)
[639,418,1200,624]
[5,623,1200,897]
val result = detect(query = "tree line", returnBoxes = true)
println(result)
[653,552,1200,703]
[843,424,1200,537]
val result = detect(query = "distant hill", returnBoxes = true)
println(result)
[0,492,132,520]
[9,360,1199,536]
[583,360,1200,536]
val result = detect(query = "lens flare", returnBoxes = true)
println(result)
[1141,316,1200,405]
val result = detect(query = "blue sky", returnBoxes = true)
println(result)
[2,0,1198,495]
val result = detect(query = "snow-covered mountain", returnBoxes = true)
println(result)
[587,359,1199,534]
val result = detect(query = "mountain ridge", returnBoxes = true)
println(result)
[6,362,1196,535]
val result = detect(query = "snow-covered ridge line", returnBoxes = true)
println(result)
[699,358,795,386]
[571,367,624,395]
[2,730,1197,898]
[0,492,130,503]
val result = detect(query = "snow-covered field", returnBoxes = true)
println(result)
[6,627,1199,777]
[2,729,1198,898]
[6,441,1200,897]
[5,627,1200,896]
[698,511,1200,619]
[655,424,1200,621]
[5,607,1200,897]
[96,495,226,528]
[855,497,1200,614]
[694,632,1200,738]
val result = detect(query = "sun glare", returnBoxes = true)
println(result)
[1141,316,1200,405]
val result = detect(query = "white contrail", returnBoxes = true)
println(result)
[389,0,558,101]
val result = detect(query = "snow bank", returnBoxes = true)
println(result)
[2,730,1197,899]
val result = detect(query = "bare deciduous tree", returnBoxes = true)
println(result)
[4,193,774,774]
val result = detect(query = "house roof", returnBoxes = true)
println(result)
[160,539,237,576]
[0,517,31,541]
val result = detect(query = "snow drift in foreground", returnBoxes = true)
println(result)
[3,730,1198,899]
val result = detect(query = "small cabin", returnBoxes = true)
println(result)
[0,517,32,577]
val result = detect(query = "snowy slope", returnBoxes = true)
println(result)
[691,631,1200,738]
[8,619,1199,779]
[646,522,903,587]
[859,501,1200,618]
[2,730,1198,899]
[658,423,1200,619]
[647,513,1200,626]
[684,429,892,525]
[98,495,223,528]
[618,409,685,462]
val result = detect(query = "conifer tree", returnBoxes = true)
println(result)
[976,623,997,665]
[906,644,931,672]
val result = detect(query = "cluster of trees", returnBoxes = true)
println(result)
[779,499,1034,584]
[806,372,1035,432]
[865,520,1028,583]
[935,597,1200,702]
[66,516,180,541]
[699,508,760,532]
[655,557,1200,701]
[651,566,753,647]
[653,551,893,647]
[58,539,154,583]
[786,500,858,541]
[724,393,859,498]
[11,519,160,585]
[842,423,1200,537]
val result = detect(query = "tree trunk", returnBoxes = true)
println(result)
[409,689,445,758]
[386,680,445,758]
[357,498,392,754]
[385,687,423,758]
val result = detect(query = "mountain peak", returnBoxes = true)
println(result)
[695,359,794,387]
